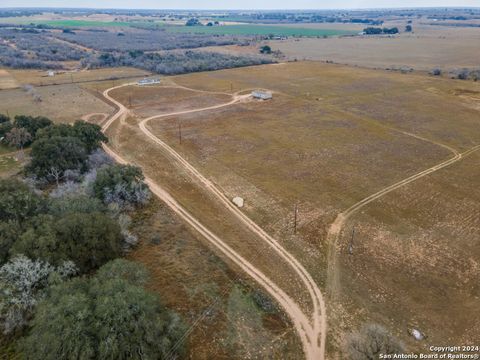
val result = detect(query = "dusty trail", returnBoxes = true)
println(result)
[326,139,480,297]
[101,83,326,360]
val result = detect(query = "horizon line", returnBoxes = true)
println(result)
[1,6,480,11]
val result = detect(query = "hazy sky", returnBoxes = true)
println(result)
[1,1,479,10]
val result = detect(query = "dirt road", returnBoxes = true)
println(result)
[101,83,327,360]
[326,138,480,297]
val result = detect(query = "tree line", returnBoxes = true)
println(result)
[83,50,273,75]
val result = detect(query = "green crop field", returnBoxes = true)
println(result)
[162,24,355,37]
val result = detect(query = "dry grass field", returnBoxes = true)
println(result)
[0,83,114,123]
[268,23,480,71]
[106,62,480,355]
[0,69,19,90]
[128,198,301,359]
[336,151,480,352]
[109,84,231,117]
[7,67,150,87]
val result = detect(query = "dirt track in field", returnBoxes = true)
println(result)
[101,83,327,360]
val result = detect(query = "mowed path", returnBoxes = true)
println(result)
[101,83,327,360]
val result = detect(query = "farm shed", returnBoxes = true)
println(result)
[252,90,272,100]
[138,78,160,86]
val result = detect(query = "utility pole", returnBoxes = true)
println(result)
[348,226,355,255]
[6,110,10,118]
[230,82,233,92]
[70,73,74,84]
[128,95,132,108]
[178,123,182,145]
[294,203,298,234]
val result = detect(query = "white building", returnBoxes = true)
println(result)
[138,78,160,86]
[47,70,55,77]
[252,90,272,100]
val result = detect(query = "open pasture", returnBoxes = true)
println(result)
[7,67,150,87]
[109,84,232,117]
[0,83,113,123]
[0,69,19,90]
[131,61,480,350]
[269,23,480,71]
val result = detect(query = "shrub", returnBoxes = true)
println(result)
[5,128,32,151]
[260,45,272,54]
[19,260,186,360]
[0,114,9,124]
[0,179,43,224]
[87,148,114,170]
[0,255,76,334]
[0,222,21,264]
[0,121,13,138]
[346,323,405,360]
[13,115,52,139]
[11,212,123,273]
[93,164,150,209]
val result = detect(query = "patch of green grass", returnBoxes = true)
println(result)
[162,24,355,37]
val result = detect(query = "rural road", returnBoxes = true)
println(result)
[101,83,327,360]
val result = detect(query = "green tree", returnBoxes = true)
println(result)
[72,121,108,153]
[27,136,87,180]
[37,121,107,153]
[0,114,10,124]
[0,179,43,224]
[0,121,13,138]
[20,261,186,360]
[260,45,272,54]
[13,115,52,139]
[11,212,122,273]
[0,221,21,264]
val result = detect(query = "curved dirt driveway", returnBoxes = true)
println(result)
[101,83,327,360]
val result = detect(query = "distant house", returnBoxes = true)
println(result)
[137,78,160,86]
[47,70,55,77]
[252,90,272,100]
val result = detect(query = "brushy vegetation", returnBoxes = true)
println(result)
[84,50,274,75]
[0,112,185,358]
[346,323,405,359]
[18,260,185,360]
[0,28,85,69]
[56,28,249,52]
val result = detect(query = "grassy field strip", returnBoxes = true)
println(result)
[326,139,480,299]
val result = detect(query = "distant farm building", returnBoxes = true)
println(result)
[47,70,55,77]
[137,78,160,86]
[252,90,272,100]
